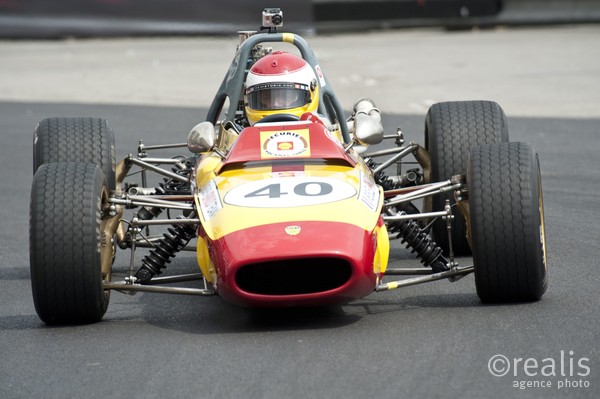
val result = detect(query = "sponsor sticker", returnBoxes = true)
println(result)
[271,171,304,179]
[198,179,222,221]
[261,129,311,159]
[359,170,380,212]
[315,65,327,88]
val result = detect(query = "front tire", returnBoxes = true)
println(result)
[33,117,116,190]
[469,142,548,302]
[425,100,509,256]
[30,163,110,324]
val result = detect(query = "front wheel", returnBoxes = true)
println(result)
[30,163,111,324]
[469,142,548,302]
[425,100,509,256]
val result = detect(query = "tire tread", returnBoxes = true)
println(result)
[469,142,547,302]
[30,162,109,324]
[34,117,116,189]
[426,100,508,255]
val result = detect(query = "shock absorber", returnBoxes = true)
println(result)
[366,157,422,192]
[365,158,398,191]
[386,211,449,273]
[366,157,447,272]
[134,222,197,283]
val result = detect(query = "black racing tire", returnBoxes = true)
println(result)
[30,163,110,324]
[33,117,116,190]
[469,142,548,303]
[425,100,509,256]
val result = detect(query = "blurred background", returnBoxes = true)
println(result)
[1,3,599,399]
[1,0,599,38]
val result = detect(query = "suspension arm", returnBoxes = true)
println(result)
[126,155,189,183]
[138,142,188,154]
[376,265,474,292]
[363,143,417,158]
[382,209,449,222]
[135,157,188,165]
[104,281,215,296]
[131,217,200,226]
[384,180,463,207]
[372,143,420,174]
[109,196,194,211]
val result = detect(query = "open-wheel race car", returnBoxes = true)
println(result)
[29,9,547,324]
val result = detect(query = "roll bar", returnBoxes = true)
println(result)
[205,32,351,144]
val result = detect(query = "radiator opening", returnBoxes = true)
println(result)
[236,258,352,295]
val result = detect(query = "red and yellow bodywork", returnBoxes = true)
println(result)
[193,120,389,307]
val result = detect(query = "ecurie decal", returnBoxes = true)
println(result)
[260,129,311,158]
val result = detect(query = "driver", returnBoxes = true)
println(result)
[244,51,319,125]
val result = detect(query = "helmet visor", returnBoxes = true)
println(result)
[247,82,311,111]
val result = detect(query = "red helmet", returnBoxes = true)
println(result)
[245,51,319,125]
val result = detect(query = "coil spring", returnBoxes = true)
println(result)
[160,162,192,195]
[387,213,448,272]
[367,157,447,272]
[365,158,398,191]
[376,171,398,191]
[135,223,197,283]
[390,216,442,265]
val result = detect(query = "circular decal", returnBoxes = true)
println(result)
[263,131,308,157]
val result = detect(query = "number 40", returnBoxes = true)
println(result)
[245,182,333,199]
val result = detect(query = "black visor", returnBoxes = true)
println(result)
[247,82,311,111]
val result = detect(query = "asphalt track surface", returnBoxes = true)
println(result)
[1,26,599,398]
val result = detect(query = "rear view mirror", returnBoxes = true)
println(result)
[352,98,384,145]
[187,122,216,153]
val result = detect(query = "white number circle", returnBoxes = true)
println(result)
[224,177,357,208]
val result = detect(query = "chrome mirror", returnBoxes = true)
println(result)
[187,122,216,153]
[352,98,384,145]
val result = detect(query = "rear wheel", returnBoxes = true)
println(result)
[469,142,547,302]
[425,100,509,256]
[33,117,116,189]
[30,163,110,324]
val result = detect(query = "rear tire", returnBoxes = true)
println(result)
[469,142,548,302]
[33,117,116,189]
[425,100,509,256]
[30,163,110,324]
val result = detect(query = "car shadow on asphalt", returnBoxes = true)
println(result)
[127,290,497,335]
[344,293,481,316]
[135,292,363,334]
